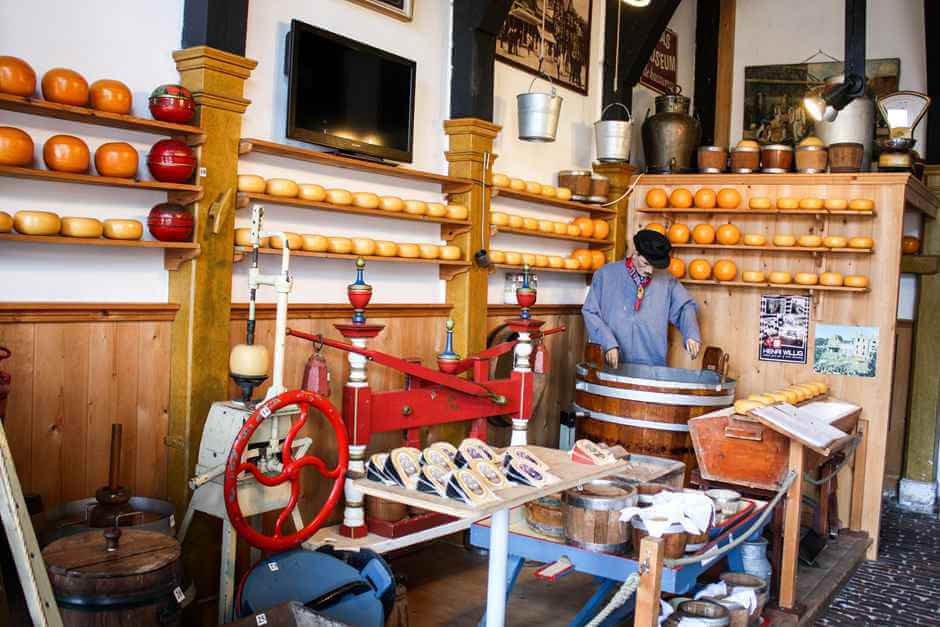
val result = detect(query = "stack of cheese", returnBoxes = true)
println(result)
[237,175,468,221]
[490,212,610,241]
[489,248,605,271]
[233,229,462,262]
[749,196,876,212]
[733,381,829,414]
[490,173,572,201]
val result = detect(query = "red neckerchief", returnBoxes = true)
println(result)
[626,256,652,311]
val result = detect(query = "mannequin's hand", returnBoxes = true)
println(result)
[686,338,702,360]
[605,347,620,369]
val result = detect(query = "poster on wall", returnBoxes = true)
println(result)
[496,0,592,95]
[639,28,678,95]
[758,295,810,364]
[346,0,414,21]
[813,324,879,378]
[742,58,899,144]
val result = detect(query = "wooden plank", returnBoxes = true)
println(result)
[487,304,582,316]
[239,192,471,227]
[0,165,202,195]
[673,243,872,254]
[0,304,179,323]
[0,324,35,488]
[0,233,199,250]
[0,92,203,137]
[634,172,920,188]
[239,137,472,191]
[779,442,805,609]
[31,325,66,506]
[84,323,116,496]
[136,322,170,498]
[900,254,939,274]
[232,246,470,271]
[60,326,89,503]
[491,187,616,215]
[633,536,665,627]
[713,0,736,147]
[681,279,868,293]
[849,419,869,531]
[115,323,141,491]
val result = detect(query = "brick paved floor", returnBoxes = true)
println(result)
[815,501,940,626]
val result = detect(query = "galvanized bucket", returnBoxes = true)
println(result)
[595,102,633,162]
[517,76,562,142]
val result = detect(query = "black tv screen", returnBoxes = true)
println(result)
[286,20,417,163]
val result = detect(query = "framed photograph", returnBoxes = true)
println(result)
[813,324,879,378]
[496,0,593,96]
[743,57,900,144]
[347,0,413,21]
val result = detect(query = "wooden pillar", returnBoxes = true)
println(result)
[442,118,500,442]
[592,163,634,261]
[901,207,940,511]
[167,47,256,610]
[633,536,665,627]
[713,0,736,147]
[779,444,805,610]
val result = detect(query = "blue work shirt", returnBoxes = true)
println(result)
[582,260,701,367]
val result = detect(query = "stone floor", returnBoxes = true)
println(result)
[815,501,940,626]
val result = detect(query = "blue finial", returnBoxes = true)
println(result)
[438,318,460,360]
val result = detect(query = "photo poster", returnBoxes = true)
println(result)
[758,294,810,364]
[813,323,879,378]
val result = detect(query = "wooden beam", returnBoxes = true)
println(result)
[694,0,735,147]
[633,536,665,627]
[181,0,250,56]
[713,0,736,147]
[901,254,940,275]
[450,0,514,121]
[779,443,805,609]
[925,1,940,164]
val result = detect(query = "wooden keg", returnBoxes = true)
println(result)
[563,478,637,554]
[575,344,735,480]
[523,494,565,539]
[43,527,184,626]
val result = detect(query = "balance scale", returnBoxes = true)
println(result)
[177,205,313,625]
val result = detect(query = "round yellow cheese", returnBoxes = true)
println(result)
[567,224,581,237]
[375,240,398,257]
[325,189,353,205]
[229,344,269,377]
[848,198,875,211]
[799,136,824,147]
[743,233,767,246]
[735,400,764,413]
[509,178,526,191]
[353,192,380,209]
[767,391,789,403]
[848,237,873,249]
[548,256,564,268]
[795,272,818,285]
[440,245,461,261]
[534,254,549,267]
[298,183,326,202]
[103,219,143,241]
[538,219,554,233]
[14,210,60,236]
[748,394,776,405]
[563,258,581,270]
[525,180,542,194]
[418,243,440,259]
[426,203,448,218]
[522,217,538,231]
[490,212,509,226]
[540,185,556,197]
[398,243,420,258]
[823,235,848,248]
[446,204,468,220]
[508,214,524,228]
[301,234,328,252]
[844,275,870,288]
[352,238,376,256]
[819,272,844,286]
[556,187,572,201]
[379,196,404,212]
[60,216,103,238]
[521,253,536,266]
[776,197,799,210]
[768,271,792,284]
[553,221,567,235]
[737,139,760,149]
[798,235,823,248]
[0,211,11,233]
[266,178,299,198]
[270,232,302,250]
[799,198,824,210]
[504,251,522,265]
[326,236,353,254]
[824,198,848,210]
[489,250,506,263]
[237,174,266,193]
[742,271,766,283]
[773,234,796,247]
[749,197,772,210]
[403,200,427,215]
[492,173,510,188]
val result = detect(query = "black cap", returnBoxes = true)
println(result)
[633,229,672,269]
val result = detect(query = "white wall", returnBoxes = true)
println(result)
[238,0,453,304]
[488,0,698,304]
[0,0,184,302]
[730,0,927,151]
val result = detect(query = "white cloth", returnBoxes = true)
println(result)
[620,491,716,537]
[693,581,758,614]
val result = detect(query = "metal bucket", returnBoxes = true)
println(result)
[517,77,562,142]
[595,103,633,162]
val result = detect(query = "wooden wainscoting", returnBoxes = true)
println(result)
[0,303,176,508]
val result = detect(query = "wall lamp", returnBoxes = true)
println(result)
[803,73,866,122]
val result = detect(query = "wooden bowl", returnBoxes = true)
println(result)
[61,217,103,238]
[43,134,90,173]
[14,210,61,235]
[0,126,34,166]
[94,142,138,178]
[41,68,88,105]
[103,219,143,240]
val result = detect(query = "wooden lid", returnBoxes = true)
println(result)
[43,528,180,579]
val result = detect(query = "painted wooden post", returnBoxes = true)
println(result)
[167,46,256,604]
[441,118,500,443]
[633,535,665,627]
[779,441,805,609]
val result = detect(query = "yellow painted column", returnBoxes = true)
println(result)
[593,162,635,261]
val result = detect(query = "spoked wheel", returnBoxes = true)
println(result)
[223,389,349,551]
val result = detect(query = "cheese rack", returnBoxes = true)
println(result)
[490,225,612,247]
[494,262,593,276]
[679,278,869,293]
[0,95,205,271]
[672,243,873,255]
[638,207,876,217]
[491,187,616,216]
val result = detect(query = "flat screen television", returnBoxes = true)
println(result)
[286,19,417,163]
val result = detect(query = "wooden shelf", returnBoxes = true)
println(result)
[233,246,471,280]
[637,207,876,217]
[0,93,205,139]
[492,225,613,246]
[238,138,473,194]
[494,263,593,275]
[901,254,939,275]
[0,165,203,203]
[680,278,869,293]
[0,233,200,270]
[492,187,616,215]
[672,243,873,254]
[237,192,471,233]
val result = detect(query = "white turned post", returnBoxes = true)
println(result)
[343,336,370,535]
[511,330,534,446]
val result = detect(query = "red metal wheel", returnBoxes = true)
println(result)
[223,389,348,551]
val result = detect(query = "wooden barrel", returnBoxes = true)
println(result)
[43,528,183,626]
[562,478,637,554]
[575,344,735,481]
[523,494,565,539]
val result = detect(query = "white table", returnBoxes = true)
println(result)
[310,446,663,627]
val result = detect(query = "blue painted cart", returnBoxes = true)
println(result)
[469,499,770,627]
